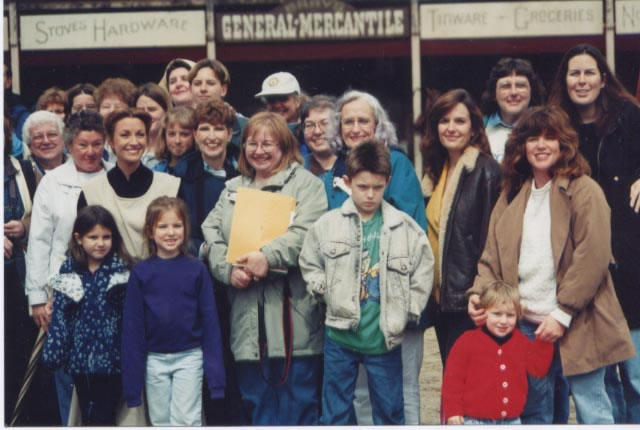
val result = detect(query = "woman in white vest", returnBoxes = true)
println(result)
[79,108,180,261]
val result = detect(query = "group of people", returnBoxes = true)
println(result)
[3,42,639,426]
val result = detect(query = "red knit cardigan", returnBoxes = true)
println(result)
[442,327,553,420]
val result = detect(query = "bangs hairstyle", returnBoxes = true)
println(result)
[421,89,490,184]
[195,99,237,130]
[548,43,638,134]
[68,205,133,269]
[478,280,524,320]
[104,108,152,142]
[94,78,136,108]
[131,82,171,112]
[36,87,67,111]
[64,110,106,148]
[238,111,302,177]
[502,105,590,197]
[481,57,546,115]
[187,58,231,86]
[166,106,198,131]
[143,196,191,257]
[346,139,391,179]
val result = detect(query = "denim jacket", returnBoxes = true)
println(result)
[299,198,434,350]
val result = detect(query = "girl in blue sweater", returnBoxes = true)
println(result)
[42,205,132,425]
[121,196,225,426]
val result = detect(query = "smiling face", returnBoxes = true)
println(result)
[566,53,605,113]
[168,67,193,106]
[75,224,113,268]
[166,123,194,161]
[28,122,64,166]
[71,93,97,114]
[191,67,228,104]
[525,134,560,187]
[110,117,147,169]
[244,126,283,181]
[151,209,185,259]
[344,170,389,221]
[195,121,231,168]
[437,103,472,158]
[495,72,531,125]
[265,94,301,124]
[99,95,128,118]
[69,130,105,173]
[485,301,518,338]
[136,95,166,136]
[303,107,332,155]
[340,98,376,149]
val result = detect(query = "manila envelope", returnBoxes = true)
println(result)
[226,187,296,265]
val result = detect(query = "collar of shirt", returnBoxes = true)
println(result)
[107,163,154,198]
[203,160,227,178]
[486,111,513,130]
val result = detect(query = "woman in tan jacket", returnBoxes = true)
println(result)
[467,105,634,424]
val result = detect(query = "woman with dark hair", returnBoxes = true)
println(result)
[78,109,180,261]
[131,83,171,169]
[421,88,501,366]
[66,83,97,115]
[202,112,326,425]
[549,43,640,423]
[481,57,546,162]
[158,58,195,107]
[468,105,634,424]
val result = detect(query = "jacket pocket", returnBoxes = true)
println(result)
[321,241,356,320]
[385,256,410,335]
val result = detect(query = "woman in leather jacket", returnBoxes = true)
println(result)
[549,43,640,424]
[420,89,502,364]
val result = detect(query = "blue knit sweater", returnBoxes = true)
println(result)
[121,254,225,407]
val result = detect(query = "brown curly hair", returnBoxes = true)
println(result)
[502,105,590,198]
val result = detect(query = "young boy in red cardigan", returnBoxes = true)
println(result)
[442,281,554,425]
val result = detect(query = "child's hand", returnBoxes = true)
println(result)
[447,416,464,425]
[468,294,487,326]
[230,266,252,289]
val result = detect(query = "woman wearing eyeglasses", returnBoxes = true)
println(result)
[202,112,327,425]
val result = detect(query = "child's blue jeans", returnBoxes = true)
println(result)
[321,336,404,425]
[464,416,521,425]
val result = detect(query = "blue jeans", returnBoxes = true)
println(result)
[566,366,613,423]
[605,328,640,423]
[145,347,204,426]
[519,320,560,424]
[464,416,520,425]
[54,368,73,426]
[236,356,322,425]
[322,336,404,425]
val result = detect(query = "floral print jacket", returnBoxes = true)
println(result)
[42,254,129,375]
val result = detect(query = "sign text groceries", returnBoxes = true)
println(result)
[218,9,408,42]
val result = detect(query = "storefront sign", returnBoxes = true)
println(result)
[420,1,602,39]
[20,10,205,50]
[217,0,408,42]
[616,0,640,35]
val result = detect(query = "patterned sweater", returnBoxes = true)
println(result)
[42,254,130,375]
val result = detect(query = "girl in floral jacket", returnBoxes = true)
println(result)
[42,205,132,425]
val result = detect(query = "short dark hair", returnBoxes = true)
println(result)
[195,99,236,130]
[188,58,231,86]
[68,205,133,269]
[104,108,152,142]
[481,57,546,115]
[345,139,391,179]
[64,110,106,148]
[66,83,96,115]
[131,82,170,112]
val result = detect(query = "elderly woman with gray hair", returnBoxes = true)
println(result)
[327,90,427,425]
[25,110,112,425]
[22,110,67,176]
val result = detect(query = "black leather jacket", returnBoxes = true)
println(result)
[580,101,640,329]
[436,151,502,312]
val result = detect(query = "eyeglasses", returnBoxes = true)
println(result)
[341,117,373,130]
[244,141,278,152]
[264,95,291,104]
[303,119,329,133]
[31,131,60,145]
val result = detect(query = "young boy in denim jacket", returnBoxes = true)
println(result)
[300,140,434,425]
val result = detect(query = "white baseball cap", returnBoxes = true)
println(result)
[255,72,300,98]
